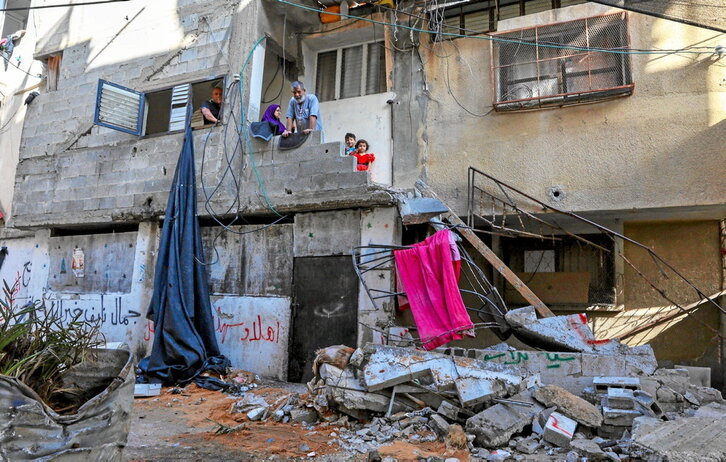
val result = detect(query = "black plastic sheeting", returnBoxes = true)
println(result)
[137,120,229,390]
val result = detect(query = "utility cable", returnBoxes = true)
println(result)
[273,0,720,56]
[0,0,130,11]
[1,54,42,78]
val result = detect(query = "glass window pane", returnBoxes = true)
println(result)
[366,42,386,95]
[341,45,363,99]
[315,51,337,102]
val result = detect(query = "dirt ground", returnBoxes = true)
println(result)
[125,381,470,462]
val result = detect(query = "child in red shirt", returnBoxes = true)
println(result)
[351,139,375,171]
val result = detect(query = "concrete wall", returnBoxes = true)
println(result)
[0,6,42,221]
[396,3,725,216]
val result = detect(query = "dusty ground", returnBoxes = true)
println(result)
[125,380,470,462]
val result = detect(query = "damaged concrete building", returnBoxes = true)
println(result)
[0,0,724,394]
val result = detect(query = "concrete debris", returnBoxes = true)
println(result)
[255,332,726,460]
[633,417,726,460]
[543,411,577,448]
[532,385,603,427]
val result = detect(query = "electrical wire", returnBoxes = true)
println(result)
[0,0,130,11]
[1,54,42,78]
[273,0,720,56]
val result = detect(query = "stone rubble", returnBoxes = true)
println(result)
[220,310,726,460]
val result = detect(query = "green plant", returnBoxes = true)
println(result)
[0,279,104,413]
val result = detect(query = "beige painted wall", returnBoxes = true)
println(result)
[416,3,726,216]
[593,220,722,374]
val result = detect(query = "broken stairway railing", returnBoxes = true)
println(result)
[466,166,725,341]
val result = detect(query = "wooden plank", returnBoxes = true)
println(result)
[415,180,554,318]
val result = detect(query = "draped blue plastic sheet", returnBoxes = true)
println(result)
[137,118,229,389]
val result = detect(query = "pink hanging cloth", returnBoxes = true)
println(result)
[393,229,475,350]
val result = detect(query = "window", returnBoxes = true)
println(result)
[430,0,586,38]
[503,234,615,306]
[44,54,62,92]
[491,12,633,111]
[315,42,386,102]
[94,77,224,136]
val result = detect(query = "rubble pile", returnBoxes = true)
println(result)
[225,308,726,460]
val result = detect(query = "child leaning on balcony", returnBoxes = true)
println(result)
[350,139,375,172]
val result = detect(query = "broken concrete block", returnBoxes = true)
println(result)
[543,412,577,448]
[581,353,626,377]
[361,345,459,391]
[570,438,610,461]
[596,424,628,440]
[632,390,663,418]
[428,414,450,437]
[593,376,640,393]
[445,424,467,450]
[687,385,724,405]
[532,385,603,428]
[437,401,463,421]
[397,196,448,225]
[633,417,726,460]
[515,435,541,454]
[602,406,642,426]
[631,416,662,438]
[465,391,544,448]
[607,387,635,409]
[694,402,726,420]
[320,363,365,390]
[674,364,711,387]
[504,305,537,328]
[289,408,318,424]
[623,344,658,376]
[247,407,266,421]
[454,367,534,407]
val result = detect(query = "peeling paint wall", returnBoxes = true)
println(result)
[406,3,725,216]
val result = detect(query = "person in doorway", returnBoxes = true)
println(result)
[200,86,223,124]
[350,139,375,171]
[284,81,323,136]
[261,104,290,136]
[344,132,356,155]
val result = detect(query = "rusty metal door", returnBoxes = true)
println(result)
[288,256,359,383]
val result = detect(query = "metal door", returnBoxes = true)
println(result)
[288,256,359,383]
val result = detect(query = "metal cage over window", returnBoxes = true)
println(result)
[490,12,633,111]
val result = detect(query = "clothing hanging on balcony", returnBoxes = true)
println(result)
[393,229,474,350]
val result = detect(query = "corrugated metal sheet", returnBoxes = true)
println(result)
[0,348,134,461]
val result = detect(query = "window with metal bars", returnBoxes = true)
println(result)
[315,42,386,102]
[429,0,586,38]
[491,12,633,111]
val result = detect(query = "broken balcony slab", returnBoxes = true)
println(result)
[505,306,618,353]
[395,195,449,225]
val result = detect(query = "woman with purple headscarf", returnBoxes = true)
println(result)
[261,104,289,136]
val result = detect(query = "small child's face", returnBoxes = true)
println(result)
[345,137,356,148]
[356,143,367,153]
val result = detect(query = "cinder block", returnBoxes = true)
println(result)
[607,387,635,409]
[603,406,642,426]
[543,412,577,448]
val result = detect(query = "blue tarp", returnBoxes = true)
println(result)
[137,118,229,389]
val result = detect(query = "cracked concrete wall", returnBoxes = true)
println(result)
[404,3,725,218]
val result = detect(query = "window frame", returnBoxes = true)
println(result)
[93,75,226,137]
[489,12,633,111]
[314,39,387,102]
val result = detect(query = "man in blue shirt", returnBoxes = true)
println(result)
[284,81,323,136]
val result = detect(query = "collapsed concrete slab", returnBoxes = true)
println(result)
[633,417,726,461]
[532,385,602,428]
